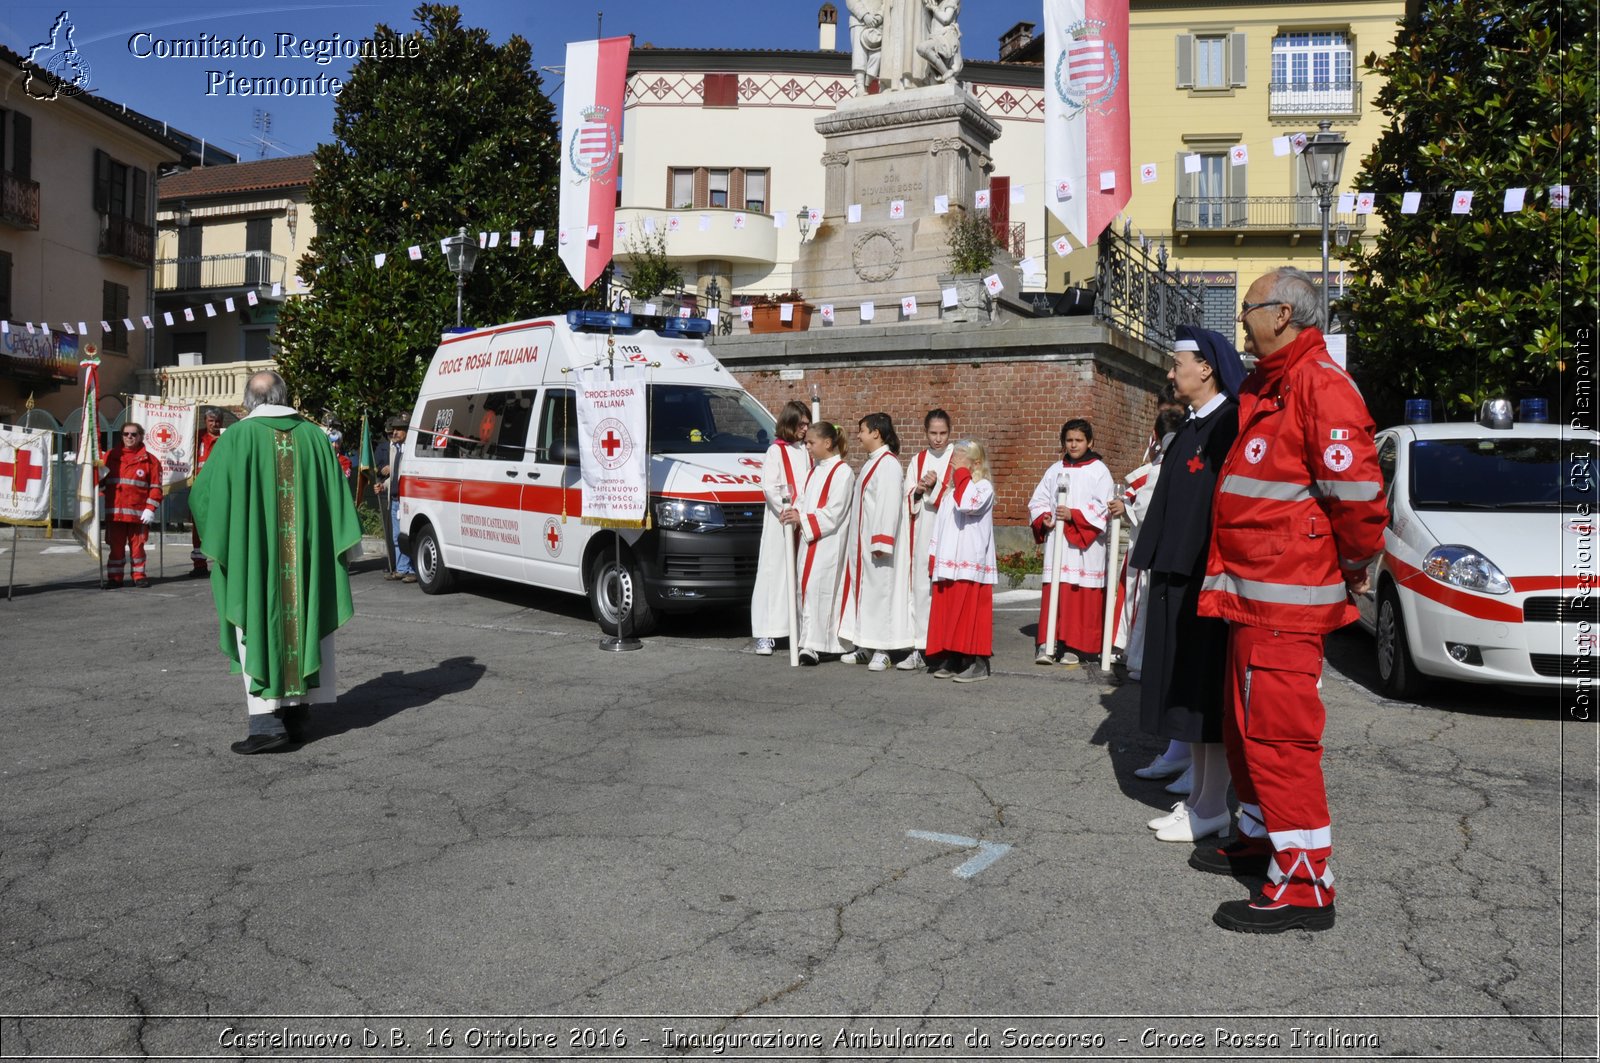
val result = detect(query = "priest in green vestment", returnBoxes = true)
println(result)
[191,370,363,754]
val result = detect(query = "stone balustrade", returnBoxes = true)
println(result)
[133,359,278,408]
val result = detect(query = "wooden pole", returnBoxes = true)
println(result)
[1100,515,1122,666]
[1043,483,1068,658]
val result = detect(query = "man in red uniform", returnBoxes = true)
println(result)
[189,408,223,577]
[101,423,164,588]
[1195,266,1388,933]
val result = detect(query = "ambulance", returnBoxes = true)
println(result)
[1353,398,1597,699]
[397,310,775,634]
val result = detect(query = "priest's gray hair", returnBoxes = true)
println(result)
[242,370,289,411]
[1265,266,1326,332]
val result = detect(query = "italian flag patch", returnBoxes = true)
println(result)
[1329,429,1351,440]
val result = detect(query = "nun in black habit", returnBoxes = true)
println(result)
[1133,324,1245,844]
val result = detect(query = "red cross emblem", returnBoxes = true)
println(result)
[673,351,693,364]
[151,423,176,448]
[1457,195,1469,208]
[1232,148,1246,162]
[0,447,41,491]
[1187,455,1205,474]
[740,458,762,469]
[543,517,563,556]
[600,431,622,457]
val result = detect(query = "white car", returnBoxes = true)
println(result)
[1355,404,1598,698]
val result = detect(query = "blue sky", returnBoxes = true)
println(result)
[4,2,1036,159]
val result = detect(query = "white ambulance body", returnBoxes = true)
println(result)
[397,310,775,634]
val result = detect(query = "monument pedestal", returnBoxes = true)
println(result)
[793,82,1004,323]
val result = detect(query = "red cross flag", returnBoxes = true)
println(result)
[573,365,648,527]
[130,397,198,485]
[0,425,52,526]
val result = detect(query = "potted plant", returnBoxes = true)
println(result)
[618,231,683,313]
[938,209,1002,324]
[745,288,815,334]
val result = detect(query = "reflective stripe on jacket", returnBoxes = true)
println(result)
[1198,327,1388,633]
[101,446,163,521]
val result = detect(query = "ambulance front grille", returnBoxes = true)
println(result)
[663,554,759,582]
[1529,653,1596,679]
[720,507,764,531]
[1524,597,1591,623]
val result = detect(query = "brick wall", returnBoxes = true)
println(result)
[728,352,1164,527]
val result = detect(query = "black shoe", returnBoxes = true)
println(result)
[1189,836,1273,877]
[798,649,819,666]
[278,705,310,742]
[188,567,209,578]
[1214,893,1335,934]
[101,580,122,590]
[230,733,294,755]
[132,578,150,588]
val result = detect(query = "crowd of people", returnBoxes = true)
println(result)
[748,266,1389,935]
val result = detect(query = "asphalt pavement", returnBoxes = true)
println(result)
[0,535,1595,1061]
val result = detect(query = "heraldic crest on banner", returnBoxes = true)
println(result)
[1054,19,1122,119]
[569,103,619,185]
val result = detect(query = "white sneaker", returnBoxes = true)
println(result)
[1133,752,1192,780]
[1034,645,1056,665]
[799,649,819,666]
[754,637,775,656]
[1165,765,1194,795]
[895,650,924,671]
[1148,800,1189,831]
[840,649,868,665]
[1155,808,1231,843]
[867,651,891,672]
[1058,651,1081,667]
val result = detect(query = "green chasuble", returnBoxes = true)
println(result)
[191,409,361,700]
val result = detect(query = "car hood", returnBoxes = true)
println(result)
[1412,509,1588,577]
[652,452,766,507]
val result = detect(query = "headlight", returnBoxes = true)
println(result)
[653,498,725,532]
[1422,545,1512,595]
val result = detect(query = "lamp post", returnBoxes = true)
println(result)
[442,227,479,328]
[1300,120,1349,330]
[797,205,811,241]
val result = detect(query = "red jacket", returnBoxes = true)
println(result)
[101,444,163,522]
[1198,327,1388,633]
[195,429,218,473]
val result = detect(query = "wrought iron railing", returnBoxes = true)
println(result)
[1174,196,1371,234]
[98,213,154,265]
[1008,222,1026,259]
[154,252,288,292]
[1268,79,1362,116]
[1094,221,1204,352]
[1,171,40,229]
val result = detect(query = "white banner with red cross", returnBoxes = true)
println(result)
[573,366,648,528]
[558,36,631,292]
[129,396,197,485]
[0,425,53,526]
[1044,0,1132,248]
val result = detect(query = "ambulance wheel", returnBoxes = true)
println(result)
[1376,584,1423,699]
[413,523,455,595]
[588,547,657,636]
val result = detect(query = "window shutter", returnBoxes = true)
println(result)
[1175,152,1191,226]
[93,148,110,213]
[0,251,13,322]
[694,167,708,210]
[730,169,746,213]
[1175,35,1194,88]
[1229,158,1248,226]
[132,169,148,224]
[0,109,7,173]
[1230,33,1248,86]
[13,112,31,181]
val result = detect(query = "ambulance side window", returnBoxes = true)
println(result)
[484,389,537,461]
[534,390,579,464]
[1377,437,1398,502]
[416,396,474,459]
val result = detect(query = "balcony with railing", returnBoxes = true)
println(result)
[134,358,279,408]
[99,213,155,266]
[1269,79,1362,117]
[1173,196,1370,239]
[154,252,289,293]
[1,171,40,229]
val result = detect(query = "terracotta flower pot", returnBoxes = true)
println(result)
[748,303,814,334]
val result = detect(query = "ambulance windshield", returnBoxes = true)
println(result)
[649,384,777,453]
[1409,438,1594,511]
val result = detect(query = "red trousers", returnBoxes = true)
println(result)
[107,521,150,582]
[1222,624,1335,907]
[1036,582,1105,655]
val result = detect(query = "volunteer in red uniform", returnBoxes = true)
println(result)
[190,408,223,577]
[1196,266,1387,934]
[101,423,163,588]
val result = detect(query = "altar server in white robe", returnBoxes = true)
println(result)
[1028,418,1114,665]
[783,422,853,663]
[899,408,954,671]
[837,412,915,670]
[751,400,813,654]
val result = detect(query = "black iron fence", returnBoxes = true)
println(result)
[1174,195,1372,234]
[1093,221,1204,352]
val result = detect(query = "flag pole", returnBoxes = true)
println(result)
[7,523,16,602]
[598,327,642,653]
[1043,483,1067,660]
[1100,510,1122,668]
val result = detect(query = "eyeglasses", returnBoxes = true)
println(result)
[121,432,142,438]
[1240,300,1285,315]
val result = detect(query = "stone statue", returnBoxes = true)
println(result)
[845,0,884,94]
[916,0,962,84]
[880,0,931,90]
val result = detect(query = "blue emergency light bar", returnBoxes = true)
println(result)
[567,309,634,331]
[566,308,714,339]
[660,317,713,338]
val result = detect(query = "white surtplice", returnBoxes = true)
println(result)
[796,454,854,654]
[838,445,914,651]
[1028,457,1114,587]
[751,440,811,638]
[903,445,953,649]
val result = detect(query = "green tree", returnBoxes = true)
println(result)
[1345,0,1596,425]
[275,4,582,430]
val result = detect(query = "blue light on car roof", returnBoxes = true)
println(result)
[567,309,634,331]
[1404,399,1433,424]
[660,317,713,338]
[1520,398,1549,423]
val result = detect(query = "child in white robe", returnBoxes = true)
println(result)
[926,440,997,682]
[751,400,813,654]
[900,408,953,671]
[782,422,853,663]
[837,412,914,670]
[1028,418,1114,666]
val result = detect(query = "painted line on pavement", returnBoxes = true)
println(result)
[41,546,84,555]
[993,589,1040,604]
[907,829,1013,879]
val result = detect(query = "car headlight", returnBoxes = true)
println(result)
[1422,545,1512,595]
[653,498,725,532]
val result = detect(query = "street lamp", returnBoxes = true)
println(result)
[797,205,811,241]
[443,227,479,328]
[1300,119,1349,330]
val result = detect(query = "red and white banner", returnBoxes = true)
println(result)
[129,397,197,485]
[74,355,101,560]
[0,425,52,526]
[573,366,648,527]
[1044,0,1131,248]
[558,36,631,291]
